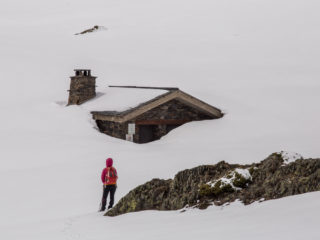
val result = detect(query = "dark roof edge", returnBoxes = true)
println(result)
[108,85,179,91]
[178,90,223,115]
[91,90,223,120]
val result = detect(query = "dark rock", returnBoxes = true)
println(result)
[75,25,105,35]
[106,154,320,216]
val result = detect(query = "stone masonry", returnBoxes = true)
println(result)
[95,99,215,143]
[68,69,96,105]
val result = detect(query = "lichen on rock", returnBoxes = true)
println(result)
[105,153,320,217]
[201,168,253,197]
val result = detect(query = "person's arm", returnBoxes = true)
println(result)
[115,168,118,180]
[101,168,106,183]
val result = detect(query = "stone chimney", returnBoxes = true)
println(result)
[68,69,96,105]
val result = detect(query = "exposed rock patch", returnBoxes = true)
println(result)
[106,153,320,216]
[75,25,107,35]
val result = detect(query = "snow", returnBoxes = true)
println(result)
[235,168,252,181]
[0,0,320,239]
[82,87,168,112]
[2,192,319,240]
[208,168,252,191]
[279,151,304,165]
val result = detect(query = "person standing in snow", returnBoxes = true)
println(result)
[99,158,118,211]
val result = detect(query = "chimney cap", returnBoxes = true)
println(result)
[74,69,91,71]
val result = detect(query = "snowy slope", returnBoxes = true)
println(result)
[2,192,320,240]
[0,0,319,239]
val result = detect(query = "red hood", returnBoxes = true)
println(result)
[106,158,113,167]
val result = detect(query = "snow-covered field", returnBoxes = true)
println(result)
[3,192,320,240]
[0,0,319,239]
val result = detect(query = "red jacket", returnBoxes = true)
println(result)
[101,166,118,185]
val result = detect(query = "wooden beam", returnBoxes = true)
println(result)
[135,119,190,125]
[109,85,179,91]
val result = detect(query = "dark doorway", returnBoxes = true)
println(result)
[166,124,180,133]
[139,125,156,143]
[138,124,182,143]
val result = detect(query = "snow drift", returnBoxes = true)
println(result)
[0,0,319,239]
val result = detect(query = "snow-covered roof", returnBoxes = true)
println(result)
[88,88,223,123]
[82,87,170,112]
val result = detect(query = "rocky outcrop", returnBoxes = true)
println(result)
[75,25,107,35]
[106,153,320,216]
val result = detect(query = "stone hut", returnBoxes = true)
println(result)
[68,69,96,105]
[91,86,223,143]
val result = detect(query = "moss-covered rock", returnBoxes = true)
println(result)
[233,172,251,188]
[199,184,213,197]
[106,153,320,216]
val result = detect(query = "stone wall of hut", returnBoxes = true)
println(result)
[95,99,215,143]
[96,120,127,140]
[134,99,214,121]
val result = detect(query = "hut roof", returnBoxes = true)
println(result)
[88,87,223,123]
[83,87,169,112]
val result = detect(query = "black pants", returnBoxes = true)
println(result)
[101,185,117,210]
